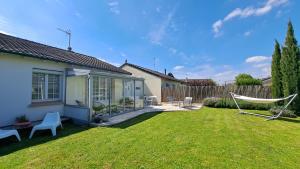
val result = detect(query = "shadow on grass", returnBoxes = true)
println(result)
[0,123,90,156]
[235,109,300,123]
[277,117,300,123]
[110,111,163,129]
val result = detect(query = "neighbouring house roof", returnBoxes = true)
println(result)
[182,79,216,86]
[261,77,271,81]
[120,62,183,83]
[261,76,272,86]
[0,33,131,75]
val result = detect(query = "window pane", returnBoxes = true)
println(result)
[32,73,45,100]
[48,74,60,100]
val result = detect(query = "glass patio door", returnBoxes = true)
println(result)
[111,78,124,115]
[124,79,135,111]
[135,80,144,109]
[92,76,110,114]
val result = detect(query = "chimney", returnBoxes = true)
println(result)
[125,59,128,63]
[67,46,72,51]
[164,69,167,75]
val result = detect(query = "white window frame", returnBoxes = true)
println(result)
[93,76,109,103]
[32,70,63,102]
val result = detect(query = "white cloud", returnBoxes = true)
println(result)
[212,20,223,37]
[0,15,10,35]
[74,11,82,19]
[212,0,288,37]
[244,30,252,36]
[0,30,11,35]
[156,7,161,13]
[120,52,126,57]
[173,65,184,71]
[148,4,178,45]
[214,70,235,78]
[253,63,270,68]
[98,58,121,67]
[173,64,238,83]
[108,1,120,15]
[245,56,271,63]
[244,56,271,78]
[111,62,121,67]
[172,59,271,84]
[168,47,177,54]
[142,10,147,15]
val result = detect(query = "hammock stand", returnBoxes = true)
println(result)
[229,92,297,120]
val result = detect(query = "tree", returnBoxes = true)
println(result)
[235,74,262,86]
[271,40,283,100]
[280,21,300,111]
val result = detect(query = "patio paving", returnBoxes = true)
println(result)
[90,103,202,127]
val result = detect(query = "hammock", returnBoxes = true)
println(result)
[230,92,297,120]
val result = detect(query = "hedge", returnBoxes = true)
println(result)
[203,97,273,110]
[203,97,297,117]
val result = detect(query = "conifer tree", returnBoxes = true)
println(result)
[280,21,300,111]
[271,40,283,101]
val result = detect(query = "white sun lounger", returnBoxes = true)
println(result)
[29,112,63,139]
[0,129,21,141]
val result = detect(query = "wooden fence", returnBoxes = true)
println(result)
[161,85,272,103]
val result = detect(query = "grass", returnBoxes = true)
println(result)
[1,107,300,169]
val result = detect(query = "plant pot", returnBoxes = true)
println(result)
[100,114,110,122]
[94,114,110,123]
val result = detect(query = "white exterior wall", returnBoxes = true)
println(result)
[121,65,162,103]
[66,76,87,106]
[0,53,68,127]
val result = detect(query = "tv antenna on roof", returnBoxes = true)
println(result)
[57,28,72,51]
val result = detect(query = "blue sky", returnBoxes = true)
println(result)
[0,0,299,83]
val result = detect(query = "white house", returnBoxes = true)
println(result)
[120,61,183,104]
[0,33,144,127]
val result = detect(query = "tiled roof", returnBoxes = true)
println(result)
[121,62,183,82]
[0,33,131,75]
[181,79,216,86]
[261,77,271,81]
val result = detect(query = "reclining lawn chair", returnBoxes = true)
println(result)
[167,96,174,105]
[29,112,63,139]
[230,92,297,120]
[0,129,21,141]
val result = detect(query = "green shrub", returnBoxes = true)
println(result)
[119,97,134,105]
[203,97,273,110]
[93,104,107,114]
[202,97,220,107]
[269,106,297,118]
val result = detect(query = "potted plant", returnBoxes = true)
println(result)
[92,105,109,123]
[119,97,134,107]
[15,115,31,127]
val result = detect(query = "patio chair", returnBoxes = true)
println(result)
[29,112,63,139]
[145,96,157,106]
[166,96,174,105]
[0,129,21,141]
[183,97,193,107]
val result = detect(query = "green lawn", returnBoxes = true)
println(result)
[1,107,300,169]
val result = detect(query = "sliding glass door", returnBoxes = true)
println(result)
[91,75,144,117]
[111,78,125,115]
[124,80,135,112]
[92,76,110,115]
[135,80,144,109]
